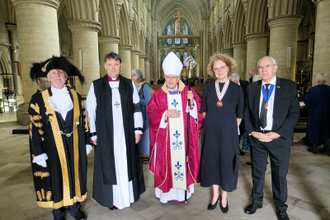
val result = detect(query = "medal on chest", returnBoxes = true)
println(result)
[215,79,230,107]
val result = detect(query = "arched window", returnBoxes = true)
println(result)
[175,52,180,59]
[183,23,188,44]
[175,19,180,44]
[183,52,188,61]
[167,25,172,44]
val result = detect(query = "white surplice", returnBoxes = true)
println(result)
[86,80,143,209]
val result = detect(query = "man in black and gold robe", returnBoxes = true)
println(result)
[28,56,90,220]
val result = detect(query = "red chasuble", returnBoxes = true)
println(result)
[146,82,203,193]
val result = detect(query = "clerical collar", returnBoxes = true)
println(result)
[107,75,119,81]
[168,83,179,95]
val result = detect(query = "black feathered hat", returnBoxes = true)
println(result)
[30,56,85,84]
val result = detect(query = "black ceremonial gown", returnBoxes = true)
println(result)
[92,75,145,208]
[29,88,89,209]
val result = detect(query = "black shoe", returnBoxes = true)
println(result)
[54,217,65,220]
[72,211,86,220]
[207,195,220,210]
[239,149,246,156]
[108,206,118,210]
[246,162,252,167]
[277,211,290,220]
[244,202,262,214]
[219,196,229,213]
[308,144,318,154]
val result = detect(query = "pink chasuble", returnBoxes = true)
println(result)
[146,83,203,193]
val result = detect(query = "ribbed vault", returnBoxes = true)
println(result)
[64,0,99,21]
[232,0,245,43]
[99,0,117,36]
[245,0,268,34]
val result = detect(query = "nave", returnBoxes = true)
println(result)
[0,112,329,220]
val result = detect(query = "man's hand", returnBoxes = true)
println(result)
[135,134,141,144]
[165,109,181,118]
[251,131,280,142]
[187,91,194,105]
[91,139,97,146]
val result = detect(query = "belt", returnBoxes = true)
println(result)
[261,130,271,133]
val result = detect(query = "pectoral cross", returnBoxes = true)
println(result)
[114,101,120,108]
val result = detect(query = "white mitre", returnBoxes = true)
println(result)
[162,52,183,76]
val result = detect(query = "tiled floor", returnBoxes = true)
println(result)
[0,111,329,220]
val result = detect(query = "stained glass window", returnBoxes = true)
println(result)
[183,52,188,62]
[183,23,188,44]
[175,52,180,59]
[175,38,180,44]
[167,25,172,44]
[175,19,180,44]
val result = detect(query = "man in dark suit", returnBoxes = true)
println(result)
[248,69,255,83]
[243,56,300,220]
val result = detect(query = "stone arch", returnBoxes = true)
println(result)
[268,0,303,19]
[246,0,268,34]
[99,0,117,36]
[0,0,16,23]
[139,30,146,54]
[65,0,98,20]
[131,18,139,51]
[232,0,245,43]
[0,52,11,74]
[223,12,232,50]
[57,4,72,57]
[119,3,131,45]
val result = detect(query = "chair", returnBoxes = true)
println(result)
[2,88,17,112]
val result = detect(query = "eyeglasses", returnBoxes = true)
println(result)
[165,76,179,80]
[258,65,275,70]
[213,66,226,72]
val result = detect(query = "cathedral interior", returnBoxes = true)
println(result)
[0,0,330,219]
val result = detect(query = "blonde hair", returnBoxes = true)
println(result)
[207,53,237,78]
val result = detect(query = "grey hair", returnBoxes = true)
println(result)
[132,69,145,83]
[257,56,277,66]
[316,72,327,83]
[230,73,240,81]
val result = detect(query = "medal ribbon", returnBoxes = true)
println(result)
[262,84,274,103]
[215,79,230,102]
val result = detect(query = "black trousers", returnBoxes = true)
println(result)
[251,141,291,212]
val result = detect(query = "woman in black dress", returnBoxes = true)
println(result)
[199,53,244,213]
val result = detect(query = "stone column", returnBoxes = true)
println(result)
[245,33,269,80]
[99,35,120,77]
[68,19,101,96]
[312,0,330,85]
[222,48,233,58]
[12,0,60,125]
[139,54,146,75]
[131,50,140,71]
[145,57,150,84]
[268,15,302,80]
[232,42,247,80]
[119,44,132,79]
[149,60,154,83]
[5,24,20,95]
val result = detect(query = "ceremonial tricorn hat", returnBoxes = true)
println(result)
[30,56,85,84]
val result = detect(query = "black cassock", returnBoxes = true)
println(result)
[29,88,89,209]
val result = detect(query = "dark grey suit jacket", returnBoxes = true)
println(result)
[244,77,300,147]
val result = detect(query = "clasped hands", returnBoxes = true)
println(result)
[251,131,280,142]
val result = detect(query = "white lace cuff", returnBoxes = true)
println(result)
[32,153,48,168]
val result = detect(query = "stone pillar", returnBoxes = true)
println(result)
[145,57,150,84]
[149,60,154,83]
[222,48,233,57]
[99,35,120,77]
[232,42,247,80]
[131,50,140,71]
[312,0,330,85]
[119,44,132,79]
[12,0,60,125]
[139,54,146,75]
[268,15,302,80]
[245,33,268,80]
[68,19,101,96]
